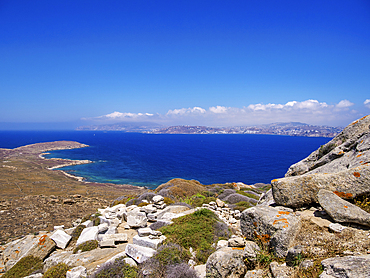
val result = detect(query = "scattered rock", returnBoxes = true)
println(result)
[50,229,72,249]
[76,226,99,246]
[66,265,87,278]
[227,237,245,247]
[125,243,156,263]
[206,247,246,278]
[244,269,265,278]
[328,223,347,233]
[240,206,301,257]
[269,262,293,278]
[320,255,370,278]
[317,189,370,227]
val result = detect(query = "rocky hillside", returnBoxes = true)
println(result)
[1,115,370,278]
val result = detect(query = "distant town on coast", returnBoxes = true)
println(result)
[76,121,343,138]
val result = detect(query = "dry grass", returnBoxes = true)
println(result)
[155,178,206,199]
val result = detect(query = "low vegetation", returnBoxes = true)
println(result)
[73,240,99,254]
[43,263,70,278]
[92,257,138,278]
[71,224,86,242]
[2,256,43,278]
[159,208,229,264]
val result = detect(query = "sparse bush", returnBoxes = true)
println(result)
[233,201,251,212]
[166,263,198,278]
[3,256,43,278]
[163,197,175,205]
[73,240,98,254]
[139,243,191,278]
[159,208,221,264]
[43,263,70,278]
[82,213,101,226]
[71,224,86,241]
[92,257,138,278]
[354,194,370,213]
[318,142,335,158]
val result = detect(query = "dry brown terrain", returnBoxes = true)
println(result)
[0,141,145,244]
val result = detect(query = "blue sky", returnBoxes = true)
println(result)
[0,0,369,129]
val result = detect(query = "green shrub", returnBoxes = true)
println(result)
[81,213,101,226]
[234,201,251,212]
[43,263,70,278]
[71,224,86,241]
[159,208,220,264]
[3,256,43,278]
[181,193,216,208]
[163,197,175,205]
[354,194,370,213]
[92,257,138,278]
[73,240,98,254]
[236,190,259,200]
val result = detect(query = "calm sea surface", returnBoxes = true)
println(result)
[0,131,331,189]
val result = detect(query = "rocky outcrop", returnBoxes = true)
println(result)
[286,115,370,177]
[272,114,370,208]
[240,206,301,257]
[206,247,247,278]
[317,189,370,226]
[320,255,370,278]
[272,165,370,208]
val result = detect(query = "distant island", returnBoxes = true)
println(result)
[77,121,343,137]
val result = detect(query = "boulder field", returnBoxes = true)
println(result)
[1,115,370,278]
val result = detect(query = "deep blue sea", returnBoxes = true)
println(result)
[0,131,331,189]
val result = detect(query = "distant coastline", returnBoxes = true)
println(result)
[76,121,342,138]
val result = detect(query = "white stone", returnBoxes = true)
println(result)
[125,243,156,263]
[329,223,347,233]
[66,265,87,278]
[54,225,64,231]
[127,212,147,228]
[99,233,128,243]
[81,220,93,228]
[153,195,164,203]
[98,223,109,233]
[76,226,99,246]
[23,274,43,278]
[132,235,166,249]
[124,257,137,267]
[194,264,206,278]
[99,239,116,248]
[50,229,72,249]
[216,198,225,208]
[216,240,229,249]
[138,228,152,237]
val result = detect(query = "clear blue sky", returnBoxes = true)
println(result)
[1,0,369,129]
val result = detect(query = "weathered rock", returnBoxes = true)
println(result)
[155,205,194,220]
[125,243,156,263]
[76,226,99,246]
[132,235,166,249]
[194,264,206,278]
[257,189,276,207]
[99,239,116,248]
[24,274,43,278]
[272,165,370,208]
[244,269,265,278]
[243,241,261,262]
[269,262,293,278]
[299,259,314,269]
[286,115,370,177]
[97,223,109,233]
[152,195,164,203]
[328,223,347,233]
[66,265,87,278]
[44,244,127,273]
[224,193,258,204]
[240,206,301,257]
[320,255,370,278]
[98,233,128,243]
[50,229,72,249]
[216,240,228,249]
[137,228,152,237]
[216,198,225,208]
[317,189,370,227]
[206,247,246,278]
[228,237,245,247]
[81,220,93,228]
[24,234,56,260]
[127,211,147,228]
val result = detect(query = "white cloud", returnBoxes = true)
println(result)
[83,99,360,127]
[166,107,206,115]
[364,99,370,108]
[336,100,354,108]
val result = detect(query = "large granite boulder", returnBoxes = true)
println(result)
[240,206,301,257]
[50,230,72,249]
[320,255,370,278]
[76,226,99,246]
[272,115,370,208]
[206,247,247,278]
[272,166,370,208]
[317,189,370,226]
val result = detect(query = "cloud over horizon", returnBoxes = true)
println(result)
[83,99,361,127]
